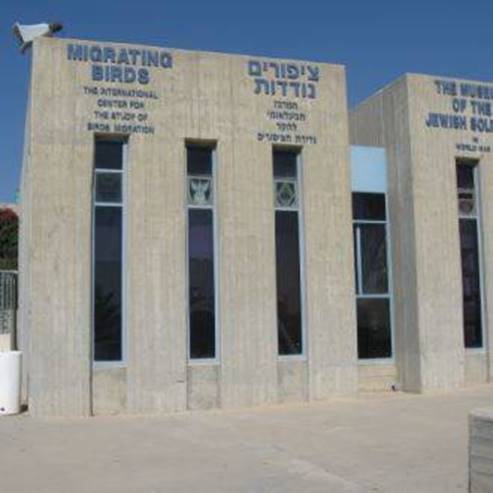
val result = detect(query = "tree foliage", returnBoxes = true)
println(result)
[0,208,18,270]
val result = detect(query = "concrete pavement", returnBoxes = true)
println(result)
[1,385,493,492]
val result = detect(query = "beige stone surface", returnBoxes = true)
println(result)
[20,37,356,416]
[1,384,492,493]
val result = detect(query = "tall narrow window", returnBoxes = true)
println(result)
[187,145,216,359]
[457,161,483,348]
[274,149,303,356]
[353,192,392,359]
[93,139,125,362]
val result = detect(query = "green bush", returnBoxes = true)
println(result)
[0,208,18,271]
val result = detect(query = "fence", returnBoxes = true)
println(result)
[0,271,17,336]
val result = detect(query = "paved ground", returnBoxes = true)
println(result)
[1,385,492,493]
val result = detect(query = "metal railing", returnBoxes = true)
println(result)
[0,270,17,335]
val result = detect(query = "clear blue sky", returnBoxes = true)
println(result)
[1,0,492,202]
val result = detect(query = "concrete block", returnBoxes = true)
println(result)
[187,365,220,410]
[470,408,493,492]
[466,353,488,386]
[277,360,308,403]
[358,363,398,392]
[92,367,127,415]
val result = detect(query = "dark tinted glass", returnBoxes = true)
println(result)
[353,227,359,294]
[95,173,122,203]
[360,224,388,294]
[352,193,386,221]
[460,218,483,348]
[273,150,297,178]
[95,141,123,170]
[276,210,302,355]
[94,207,122,361]
[187,146,212,176]
[357,298,391,359]
[457,163,475,190]
[189,209,215,358]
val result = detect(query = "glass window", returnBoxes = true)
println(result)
[276,211,302,355]
[274,149,303,356]
[188,177,213,207]
[457,161,483,348]
[187,145,216,360]
[189,209,215,359]
[273,151,297,178]
[187,146,212,176]
[275,180,298,208]
[357,298,391,359]
[353,192,392,359]
[457,164,475,190]
[94,207,122,361]
[93,139,125,362]
[95,140,123,170]
[460,219,482,348]
[457,163,477,217]
[95,173,122,203]
[352,193,386,221]
[360,224,388,294]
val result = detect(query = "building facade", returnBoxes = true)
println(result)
[350,75,493,392]
[18,36,493,416]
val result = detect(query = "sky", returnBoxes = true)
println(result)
[1,0,492,202]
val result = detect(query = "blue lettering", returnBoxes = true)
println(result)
[146,51,159,67]
[128,49,140,65]
[470,117,493,133]
[103,47,116,63]
[111,66,123,82]
[138,68,150,85]
[89,45,102,63]
[124,67,136,83]
[248,60,262,76]
[91,64,103,81]
[160,52,172,68]
[117,49,129,65]
[425,113,467,130]
[67,44,86,61]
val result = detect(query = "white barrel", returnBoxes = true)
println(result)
[0,351,22,415]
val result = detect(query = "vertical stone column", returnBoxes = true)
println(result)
[404,75,465,391]
[25,40,93,416]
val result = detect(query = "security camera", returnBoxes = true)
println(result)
[12,22,63,54]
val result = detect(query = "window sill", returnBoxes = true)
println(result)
[358,357,395,366]
[465,347,486,354]
[188,359,220,367]
[93,361,127,370]
[278,354,307,363]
